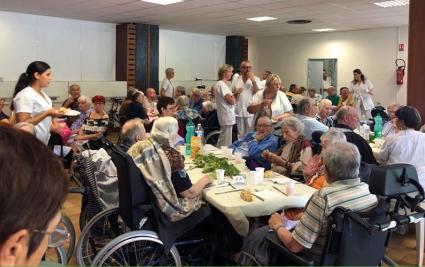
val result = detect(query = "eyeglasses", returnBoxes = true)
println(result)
[257,124,272,129]
[33,225,70,248]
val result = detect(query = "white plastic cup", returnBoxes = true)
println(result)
[216,169,225,184]
[179,144,186,155]
[286,180,295,196]
[234,152,243,163]
[247,171,258,185]
[255,167,265,184]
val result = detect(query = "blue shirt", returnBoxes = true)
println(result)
[189,98,203,113]
[230,132,278,169]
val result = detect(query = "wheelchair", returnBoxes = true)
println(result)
[265,163,425,266]
[76,138,213,266]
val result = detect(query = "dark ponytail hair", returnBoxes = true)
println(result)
[13,61,51,98]
[353,68,366,83]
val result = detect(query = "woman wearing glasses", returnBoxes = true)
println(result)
[0,126,68,266]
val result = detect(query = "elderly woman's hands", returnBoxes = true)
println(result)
[262,149,272,161]
[303,154,322,177]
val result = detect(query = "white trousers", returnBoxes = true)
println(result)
[236,117,254,138]
[217,125,233,147]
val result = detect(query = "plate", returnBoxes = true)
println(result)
[64,109,80,116]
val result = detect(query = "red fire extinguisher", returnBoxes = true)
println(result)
[395,59,406,85]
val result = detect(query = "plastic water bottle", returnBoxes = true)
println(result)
[363,124,370,141]
[374,114,383,139]
[195,124,205,147]
[185,120,195,155]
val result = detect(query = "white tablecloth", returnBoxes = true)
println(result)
[185,145,316,236]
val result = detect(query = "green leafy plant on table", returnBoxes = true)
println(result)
[192,154,240,177]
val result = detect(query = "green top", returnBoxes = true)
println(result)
[326,94,340,106]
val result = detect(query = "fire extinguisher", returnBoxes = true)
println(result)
[395,59,406,85]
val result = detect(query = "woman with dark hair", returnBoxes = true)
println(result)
[380,105,425,187]
[0,126,68,266]
[12,61,63,144]
[349,69,374,121]
[124,91,148,122]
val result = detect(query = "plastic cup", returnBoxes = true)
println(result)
[247,171,258,185]
[255,167,265,184]
[216,169,225,184]
[179,144,186,155]
[286,180,295,196]
[234,152,243,163]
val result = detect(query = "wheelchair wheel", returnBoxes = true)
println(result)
[76,207,123,266]
[43,246,67,265]
[61,213,76,263]
[92,230,181,266]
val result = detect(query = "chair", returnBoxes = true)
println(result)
[77,138,212,266]
[266,164,425,266]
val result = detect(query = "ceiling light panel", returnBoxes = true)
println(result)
[246,16,277,22]
[142,0,183,6]
[374,0,409,8]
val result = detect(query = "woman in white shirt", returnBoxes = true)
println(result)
[248,74,293,135]
[13,61,63,145]
[379,106,425,187]
[349,69,374,121]
[215,64,236,147]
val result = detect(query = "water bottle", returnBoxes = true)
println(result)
[363,124,370,141]
[185,120,195,155]
[195,123,205,148]
[374,114,383,139]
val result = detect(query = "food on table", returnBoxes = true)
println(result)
[193,154,240,176]
[59,107,69,113]
[264,170,276,178]
[240,189,253,202]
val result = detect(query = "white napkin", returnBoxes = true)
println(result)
[252,189,282,200]
[271,177,293,184]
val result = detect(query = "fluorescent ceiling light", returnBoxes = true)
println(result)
[246,16,277,22]
[374,0,409,8]
[312,28,336,32]
[142,0,183,5]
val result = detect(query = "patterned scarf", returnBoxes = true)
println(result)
[287,135,308,163]
[128,138,203,222]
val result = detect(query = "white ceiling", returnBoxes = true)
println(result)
[0,0,409,36]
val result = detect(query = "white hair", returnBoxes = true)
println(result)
[281,116,304,135]
[176,95,190,109]
[78,95,92,105]
[323,142,360,181]
[202,101,216,113]
[151,117,179,142]
[321,129,346,145]
[318,99,332,110]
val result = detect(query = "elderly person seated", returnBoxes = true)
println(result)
[336,87,355,111]
[200,101,219,136]
[295,97,328,140]
[176,95,199,121]
[247,74,293,122]
[189,88,204,113]
[230,116,278,170]
[174,85,186,98]
[334,106,377,164]
[284,129,347,220]
[75,95,109,149]
[0,126,68,266]
[382,103,401,137]
[316,99,334,127]
[262,117,312,176]
[285,84,300,102]
[119,87,139,120]
[62,83,81,110]
[144,88,158,118]
[70,95,92,133]
[379,106,425,187]
[239,142,378,265]
[124,90,148,122]
[119,118,148,151]
[325,86,339,107]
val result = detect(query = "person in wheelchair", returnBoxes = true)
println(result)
[200,100,219,137]
[238,143,377,265]
[119,118,148,151]
[229,116,278,170]
[0,126,68,266]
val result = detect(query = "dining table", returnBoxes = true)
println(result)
[185,144,316,236]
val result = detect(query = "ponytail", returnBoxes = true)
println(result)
[13,73,30,98]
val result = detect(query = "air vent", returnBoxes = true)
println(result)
[286,19,312,24]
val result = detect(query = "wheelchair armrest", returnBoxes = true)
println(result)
[265,231,314,266]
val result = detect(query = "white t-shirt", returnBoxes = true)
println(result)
[380,129,425,187]
[13,86,52,144]
[215,80,235,126]
[160,78,174,98]
[349,80,374,111]
[231,76,263,117]
[251,90,293,117]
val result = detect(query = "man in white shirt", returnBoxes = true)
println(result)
[160,68,175,98]
[295,97,328,140]
[231,60,264,137]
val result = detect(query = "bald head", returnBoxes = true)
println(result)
[336,106,359,129]
[146,88,156,101]
[121,118,147,146]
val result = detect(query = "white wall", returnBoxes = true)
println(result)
[249,27,408,107]
[159,29,225,92]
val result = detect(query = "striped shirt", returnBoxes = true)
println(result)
[292,178,377,263]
